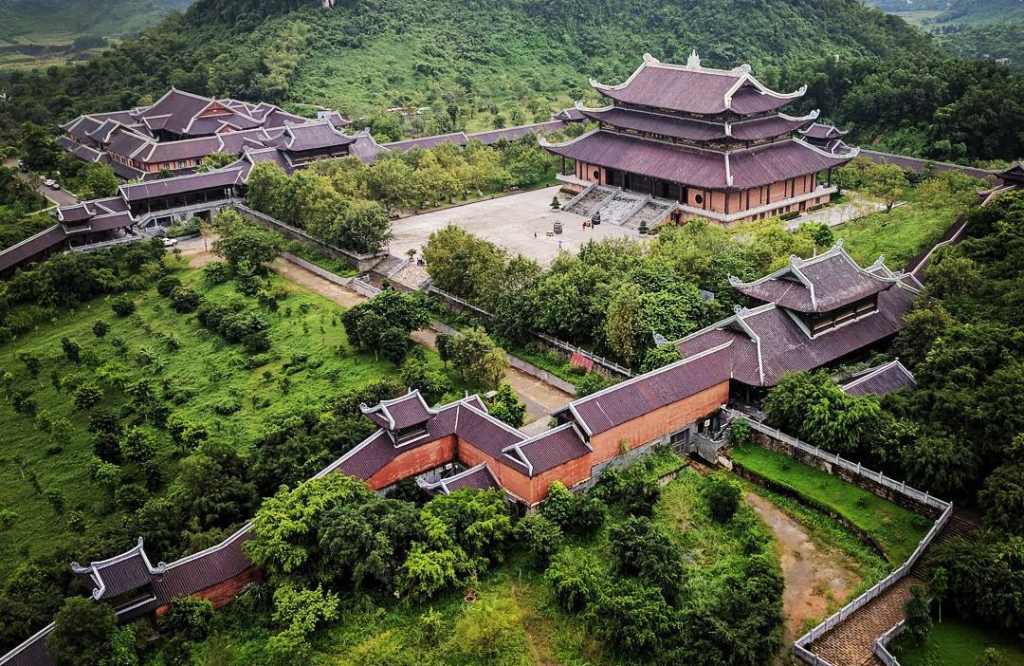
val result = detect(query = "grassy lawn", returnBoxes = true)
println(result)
[834,201,962,269]
[896,616,1024,666]
[0,261,466,576]
[731,445,932,563]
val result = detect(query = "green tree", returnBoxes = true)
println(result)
[73,384,103,410]
[488,382,526,427]
[865,162,908,213]
[640,344,682,373]
[158,597,214,641]
[545,547,607,612]
[80,163,119,200]
[514,515,562,569]
[449,327,508,388]
[46,597,117,666]
[211,210,280,272]
[365,157,416,215]
[705,475,741,522]
[605,282,645,367]
[902,585,933,646]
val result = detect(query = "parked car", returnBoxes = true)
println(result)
[17,161,27,173]
[50,182,61,190]
[162,237,178,247]
[43,179,55,188]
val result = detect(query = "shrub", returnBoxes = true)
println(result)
[574,372,610,397]
[514,515,562,569]
[115,483,149,512]
[46,597,117,666]
[170,288,203,313]
[111,296,136,317]
[705,476,741,523]
[60,337,81,363]
[729,418,751,446]
[213,399,241,416]
[546,548,606,612]
[159,596,214,641]
[73,384,103,410]
[92,320,110,337]
[902,585,933,646]
[157,275,182,297]
[203,261,231,285]
[541,482,605,536]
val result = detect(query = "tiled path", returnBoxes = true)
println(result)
[809,576,922,666]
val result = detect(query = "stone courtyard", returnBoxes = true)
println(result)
[387,185,640,265]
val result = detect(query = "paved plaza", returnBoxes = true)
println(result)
[388,186,641,264]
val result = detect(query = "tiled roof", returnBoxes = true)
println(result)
[801,123,848,140]
[384,133,468,152]
[119,167,244,202]
[543,131,855,190]
[839,360,916,398]
[591,54,804,117]
[71,538,165,601]
[422,463,500,495]
[137,89,213,136]
[731,242,900,313]
[677,285,917,387]
[578,106,816,143]
[269,121,353,153]
[0,225,66,273]
[153,526,255,606]
[359,390,436,431]
[467,120,563,145]
[568,345,731,437]
[504,424,591,475]
[0,625,55,666]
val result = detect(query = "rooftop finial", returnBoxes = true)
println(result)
[687,49,701,69]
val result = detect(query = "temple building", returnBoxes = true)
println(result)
[59,89,358,180]
[676,240,921,399]
[542,52,859,227]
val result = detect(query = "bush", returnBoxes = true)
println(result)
[60,337,81,363]
[203,261,231,285]
[73,384,103,410]
[111,296,136,317]
[514,515,562,569]
[157,275,182,297]
[159,596,214,641]
[574,372,610,397]
[92,320,110,338]
[46,597,117,666]
[705,476,741,523]
[546,548,606,612]
[541,482,605,536]
[169,288,202,313]
[114,483,149,512]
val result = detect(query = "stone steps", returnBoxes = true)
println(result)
[623,200,673,230]
[809,576,923,666]
[564,186,616,216]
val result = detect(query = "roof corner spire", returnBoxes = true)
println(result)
[687,49,701,69]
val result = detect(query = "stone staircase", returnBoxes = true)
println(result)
[563,185,617,217]
[599,191,649,225]
[622,199,675,230]
[910,509,979,580]
[810,576,923,666]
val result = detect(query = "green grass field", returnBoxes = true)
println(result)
[896,616,1024,666]
[834,201,962,269]
[731,445,932,563]
[0,261,463,576]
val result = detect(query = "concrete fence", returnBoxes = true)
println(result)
[279,252,352,288]
[428,286,632,380]
[235,203,386,273]
[726,413,954,666]
[733,414,947,518]
[431,319,576,395]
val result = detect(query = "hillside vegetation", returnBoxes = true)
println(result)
[3,0,1023,162]
[0,0,193,68]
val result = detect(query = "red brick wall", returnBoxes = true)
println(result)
[155,567,264,615]
[589,380,729,461]
[365,436,457,490]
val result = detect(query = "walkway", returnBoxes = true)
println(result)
[745,492,861,644]
[269,253,573,423]
[809,575,922,666]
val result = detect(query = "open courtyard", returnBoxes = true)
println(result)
[389,185,641,264]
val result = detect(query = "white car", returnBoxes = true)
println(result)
[43,179,55,188]
[162,237,178,247]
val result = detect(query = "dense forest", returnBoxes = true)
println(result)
[0,0,1022,162]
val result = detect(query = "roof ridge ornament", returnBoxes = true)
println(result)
[728,275,742,286]
[644,52,660,65]
[686,50,701,69]
[790,254,804,267]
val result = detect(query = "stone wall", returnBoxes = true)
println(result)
[748,429,943,520]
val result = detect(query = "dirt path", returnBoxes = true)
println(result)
[267,256,572,423]
[744,491,862,644]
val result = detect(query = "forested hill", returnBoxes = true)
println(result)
[0,0,193,46]
[0,0,1022,162]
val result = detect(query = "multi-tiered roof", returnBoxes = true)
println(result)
[542,52,857,192]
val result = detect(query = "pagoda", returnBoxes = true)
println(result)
[542,52,859,226]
